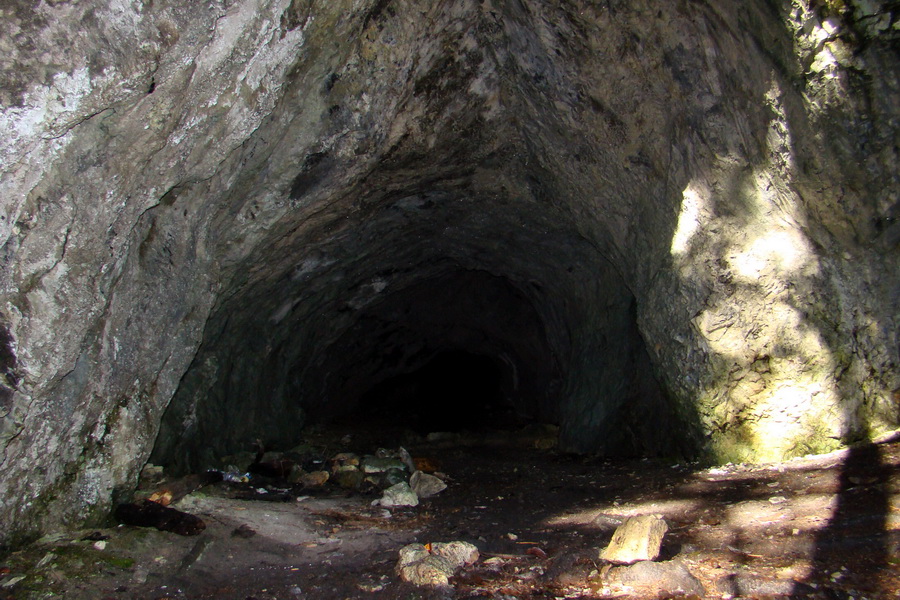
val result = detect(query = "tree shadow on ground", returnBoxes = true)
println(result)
[791,433,898,599]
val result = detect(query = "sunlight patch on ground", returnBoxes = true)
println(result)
[543,499,704,528]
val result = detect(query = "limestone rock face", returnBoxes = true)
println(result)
[1,0,898,545]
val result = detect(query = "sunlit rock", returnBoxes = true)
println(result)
[600,515,669,565]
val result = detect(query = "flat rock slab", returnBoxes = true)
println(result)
[607,560,705,596]
[715,573,814,597]
[599,515,668,564]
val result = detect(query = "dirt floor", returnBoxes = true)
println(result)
[1,425,898,600]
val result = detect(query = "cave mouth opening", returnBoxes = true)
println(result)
[290,268,566,447]
[152,260,690,474]
[353,348,526,436]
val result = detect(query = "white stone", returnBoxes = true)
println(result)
[374,482,418,507]
[410,470,447,498]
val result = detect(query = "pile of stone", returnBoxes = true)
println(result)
[328,447,447,507]
[219,445,448,506]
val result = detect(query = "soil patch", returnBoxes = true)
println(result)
[2,428,898,599]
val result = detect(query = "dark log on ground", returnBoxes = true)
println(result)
[115,500,206,536]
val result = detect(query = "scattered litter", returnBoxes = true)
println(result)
[222,470,250,483]
[135,470,223,516]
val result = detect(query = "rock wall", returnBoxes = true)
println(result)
[1,0,897,545]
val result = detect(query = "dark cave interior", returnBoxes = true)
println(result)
[149,258,687,477]
[355,349,513,434]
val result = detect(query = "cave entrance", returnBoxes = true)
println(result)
[355,349,522,435]
[152,261,688,472]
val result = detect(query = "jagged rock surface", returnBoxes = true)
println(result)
[0,0,897,546]
[599,515,669,564]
